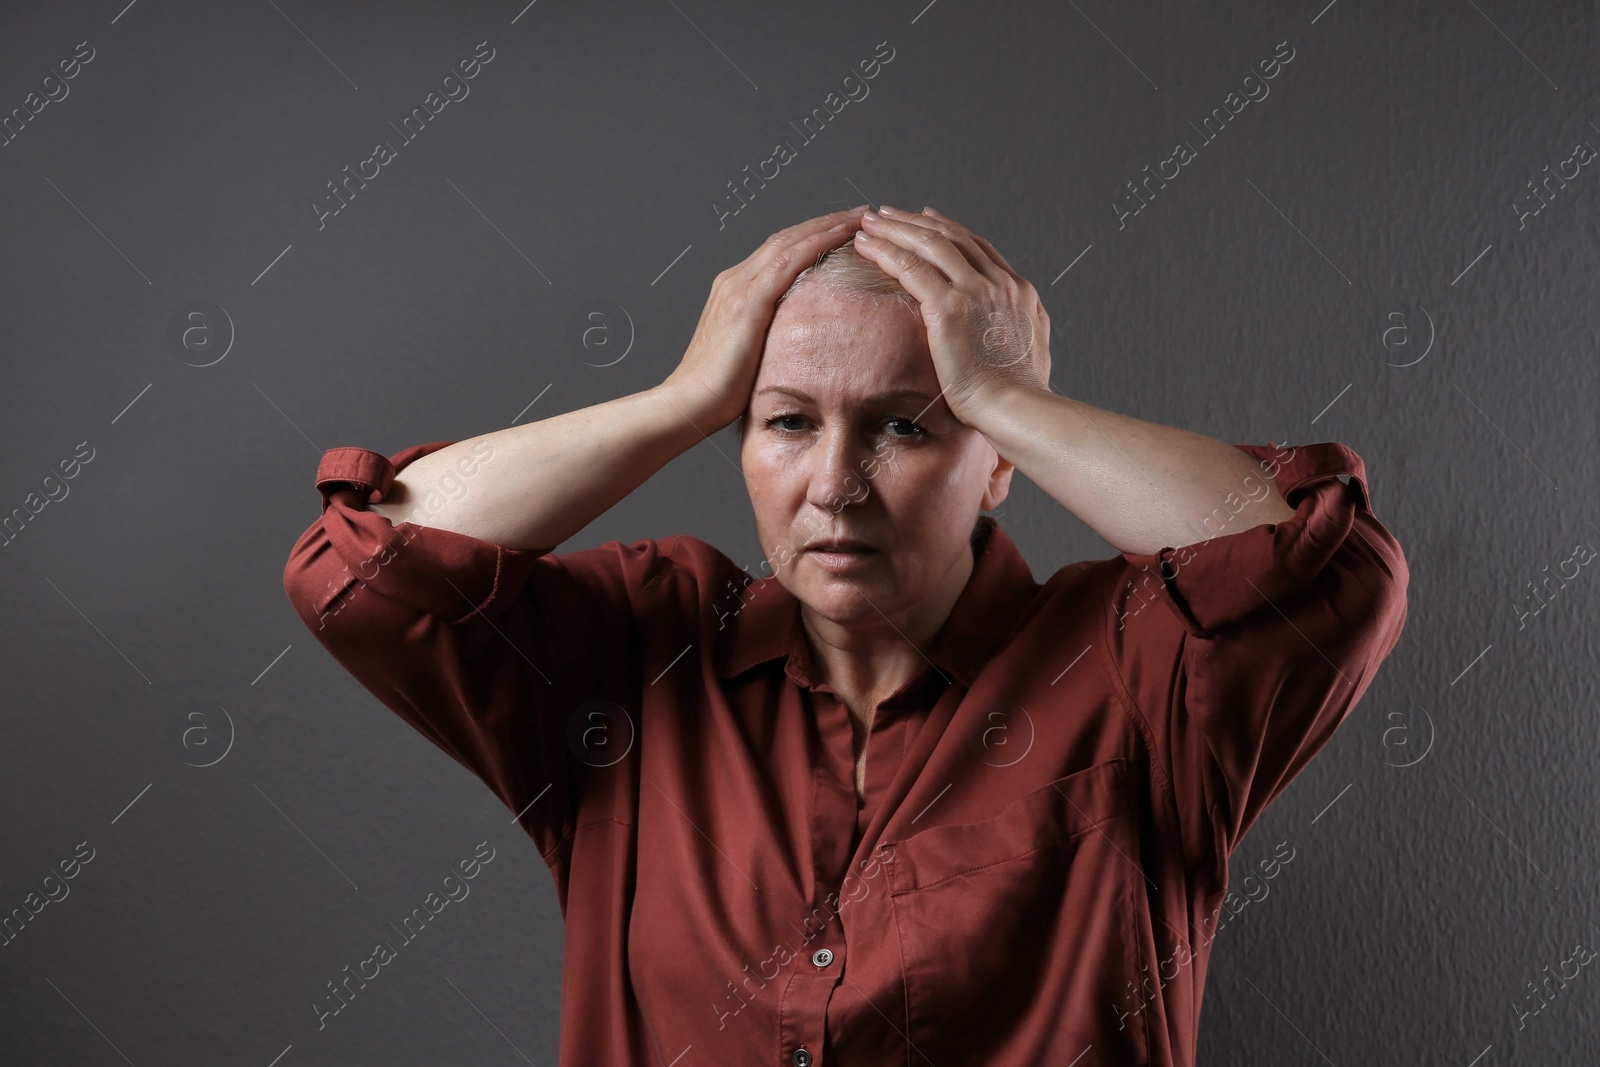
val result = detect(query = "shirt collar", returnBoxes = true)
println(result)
[714,515,1039,691]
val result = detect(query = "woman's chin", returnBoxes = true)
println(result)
[797,570,898,619]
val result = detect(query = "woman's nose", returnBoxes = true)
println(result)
[805,432,874,511]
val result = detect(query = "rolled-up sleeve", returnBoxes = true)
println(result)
[1103,442,1409,875]
[281,440,658,865]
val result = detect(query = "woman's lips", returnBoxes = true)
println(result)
[807,546,879,571]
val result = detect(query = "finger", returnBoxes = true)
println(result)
[773,207,867,255]
[787,204,871,239]
[894,209,1050,364]
[877,206,1010,287]
[919,205,1024,278]
[748,207,863,258]
[742,212,862,284]
[899,207,1050,359]
[920,208,1046,323]
[857,212,985,289]
[850,226,963,308]
[876,206,998,281]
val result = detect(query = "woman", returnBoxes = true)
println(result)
[283,204,1408,1065]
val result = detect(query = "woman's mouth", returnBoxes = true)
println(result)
[806,542,879,571]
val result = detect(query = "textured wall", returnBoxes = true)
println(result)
[0,0,1594,1063]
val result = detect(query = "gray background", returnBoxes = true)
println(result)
[1,0,1595,1063]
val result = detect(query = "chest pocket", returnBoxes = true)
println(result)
[879,758,1153,1064]
[884,757,1135,892]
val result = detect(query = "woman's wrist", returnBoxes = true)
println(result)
[650,377,741,435]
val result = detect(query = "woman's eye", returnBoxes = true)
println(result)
[761,414,925,436]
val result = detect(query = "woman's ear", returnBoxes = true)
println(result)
[981,453,1015,511]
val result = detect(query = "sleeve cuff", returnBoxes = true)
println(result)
[304,442,540,624]
[1122,442,1370,636]
[314,446,399,504]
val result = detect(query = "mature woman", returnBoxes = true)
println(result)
[283,205,1408,1066]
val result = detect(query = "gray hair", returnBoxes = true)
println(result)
[775,241,916,313]
[736,243,915,440]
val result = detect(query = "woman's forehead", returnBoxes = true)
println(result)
[759,292,932,394]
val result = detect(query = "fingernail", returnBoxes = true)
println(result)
[862,212,878,223]
[848,204,870,214]
[879,204,900,215]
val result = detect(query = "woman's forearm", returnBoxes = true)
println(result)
[369,384,711,551]
[966,385,1297,556]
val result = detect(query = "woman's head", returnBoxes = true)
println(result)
[738,243,1014,632]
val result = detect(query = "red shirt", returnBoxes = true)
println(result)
[282,437,1408,1067]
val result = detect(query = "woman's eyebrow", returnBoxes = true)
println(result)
[754,386,937,404]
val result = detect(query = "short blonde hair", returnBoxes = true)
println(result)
[775,242,916,312]
[738,244,916,439]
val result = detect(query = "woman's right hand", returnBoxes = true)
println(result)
[660,205,869,429]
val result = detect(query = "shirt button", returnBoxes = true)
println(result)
[792,1049,812,1067]
[811,948,833,967]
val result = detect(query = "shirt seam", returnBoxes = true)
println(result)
[448,539,508,626]
[1093,562,1220,894]
[889,876,914,1067]
[892,813,1127,892]
[1093,569,1190,1062]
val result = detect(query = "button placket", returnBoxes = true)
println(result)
[777,681,860,1066]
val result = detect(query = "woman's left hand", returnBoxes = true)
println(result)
[852,205,1051,422]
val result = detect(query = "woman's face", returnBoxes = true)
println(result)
[739,282,1014,630]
